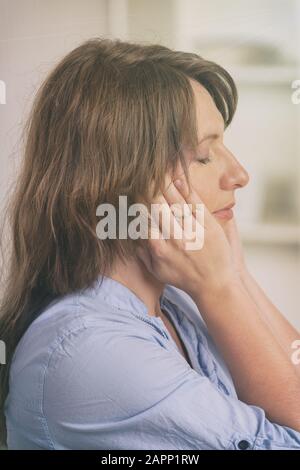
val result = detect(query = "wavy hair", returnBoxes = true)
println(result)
[0,37,237,443]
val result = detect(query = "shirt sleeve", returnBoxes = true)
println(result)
[43,324,300,450]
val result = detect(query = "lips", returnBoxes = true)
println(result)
[212,202,235,220]
[213,202,235,213]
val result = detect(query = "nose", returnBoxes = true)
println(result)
[220,147,250,190]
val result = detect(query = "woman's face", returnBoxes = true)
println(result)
[181,79,249,226]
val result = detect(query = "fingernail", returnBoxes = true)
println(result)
[174,179,182,188]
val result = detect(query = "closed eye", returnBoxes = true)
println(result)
[196,156,211,165]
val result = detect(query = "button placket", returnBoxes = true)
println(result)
[237,439,251,450]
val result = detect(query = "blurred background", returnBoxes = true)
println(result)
[0,0,299,327]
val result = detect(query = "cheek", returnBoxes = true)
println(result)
[188,163,219,212]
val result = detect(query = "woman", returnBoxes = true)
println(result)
[0,38,300,450]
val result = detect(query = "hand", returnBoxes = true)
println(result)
[136,174,239,300]
[222,217,248,277]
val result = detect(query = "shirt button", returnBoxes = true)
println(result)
[238,440,250,450]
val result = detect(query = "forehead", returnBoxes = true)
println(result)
[189,79,224,138]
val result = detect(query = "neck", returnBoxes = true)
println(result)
[107,256,165,317]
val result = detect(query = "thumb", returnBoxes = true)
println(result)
[222,218,237,246]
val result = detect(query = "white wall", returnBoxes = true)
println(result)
[0,0,108,209]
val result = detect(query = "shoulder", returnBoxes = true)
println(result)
[11,286,160,373]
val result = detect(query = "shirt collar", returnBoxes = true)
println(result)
[91,274,168,317]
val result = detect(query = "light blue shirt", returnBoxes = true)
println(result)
[5,275,300,450]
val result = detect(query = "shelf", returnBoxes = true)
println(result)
[240,223,300,246]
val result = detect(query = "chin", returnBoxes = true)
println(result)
[213,214,231,228]
[215,217,226,226]
[212,210,234,223]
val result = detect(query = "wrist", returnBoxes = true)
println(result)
[188,271,243,307]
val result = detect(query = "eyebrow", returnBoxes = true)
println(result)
[198,118,225,144]
[197,132,220,145]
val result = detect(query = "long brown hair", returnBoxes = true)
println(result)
[0,37,237,443]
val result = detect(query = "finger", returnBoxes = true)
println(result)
[149,193,168,239]
[222,217,240,248]
[137,204,158,240]
[150,193,183,241]
[163,180,192,228]
[163,181,191,218]
[174,176,208,229]
[174,176,202,206]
